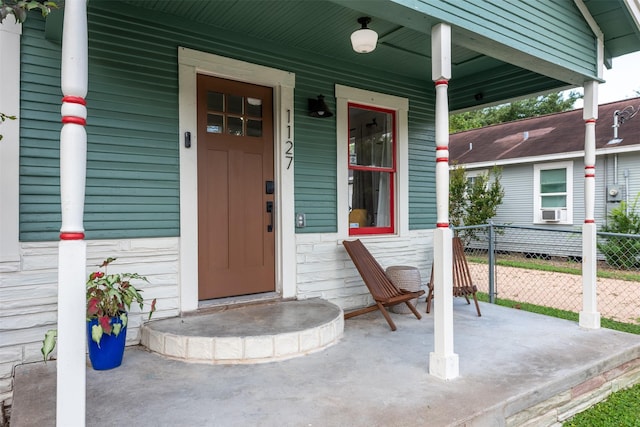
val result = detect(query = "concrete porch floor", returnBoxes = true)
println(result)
[11,299,640,427]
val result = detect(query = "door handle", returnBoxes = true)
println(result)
[266,201,274,232]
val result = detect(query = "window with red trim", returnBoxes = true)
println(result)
[348,103,395,235]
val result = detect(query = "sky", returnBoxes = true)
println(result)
[570,51,640,108]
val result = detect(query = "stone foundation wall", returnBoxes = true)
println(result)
[0,238,180,406]
[506,357,640,426]
[295,230,434,310]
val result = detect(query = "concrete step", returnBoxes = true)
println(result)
[140,298,344,364]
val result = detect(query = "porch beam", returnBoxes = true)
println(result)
[429,22,459,380]
[579,80,600,329]
[57,0,88,425]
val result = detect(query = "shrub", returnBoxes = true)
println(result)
[598,196,640,270]
[449,165,504,244]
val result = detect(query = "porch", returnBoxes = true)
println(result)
[11,299,640,426]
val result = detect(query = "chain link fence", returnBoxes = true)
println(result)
[455,224,640,329]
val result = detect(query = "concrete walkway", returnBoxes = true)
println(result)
[11,300,640,426]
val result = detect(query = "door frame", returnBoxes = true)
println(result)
[178,47,296,312]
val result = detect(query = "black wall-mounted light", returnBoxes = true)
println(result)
[308,95,333,118]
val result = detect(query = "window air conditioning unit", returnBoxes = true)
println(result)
[541,209,561,221]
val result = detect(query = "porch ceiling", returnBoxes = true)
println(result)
[117,0,638,111]
[583,0,640,59]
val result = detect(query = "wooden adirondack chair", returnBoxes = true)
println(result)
[342,239,425,331]
[426,236,481,316]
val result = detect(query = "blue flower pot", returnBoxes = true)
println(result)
[87,316,127,370]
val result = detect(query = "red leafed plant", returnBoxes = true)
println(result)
[42,257,157,360]
[84,257,156,345]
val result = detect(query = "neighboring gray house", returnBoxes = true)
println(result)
[450,98,640,235]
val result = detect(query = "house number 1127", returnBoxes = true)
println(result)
[285,110,293,170]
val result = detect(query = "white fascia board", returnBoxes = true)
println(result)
[595,143,640,156]
[452,144,640,170]
[452,151,586,170]
[622,0,640,33]
[574,0,605,78]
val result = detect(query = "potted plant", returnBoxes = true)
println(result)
[42,257,156,370]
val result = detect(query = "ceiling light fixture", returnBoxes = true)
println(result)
[350,17,378,54]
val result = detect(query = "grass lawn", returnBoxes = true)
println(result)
[563,382,640,426]
[476,293,640,335]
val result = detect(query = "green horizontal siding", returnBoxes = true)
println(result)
[408,110,436,230]
[20,17,64,241]
[402,0,597,78]
[20,12,180,241]
[293,106,338,233]
[86,5,179,241]
[20,1,437,241]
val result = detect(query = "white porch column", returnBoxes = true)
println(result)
[57,1,88,425]
[579,80,600,329]
[429,22,458,380]
[0,19,21,264]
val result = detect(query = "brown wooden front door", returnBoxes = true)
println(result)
[197,74,275,300]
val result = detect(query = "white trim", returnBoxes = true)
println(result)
[453,143,640,170]
[464,169,489,195]
[582,80,599,120]
[533,161,574,225]
[574,0,605,79]
[335,84,409,239]
[0,20,22,263]
[574,0,604,38]
[595,144,640,155]
[465,169,488,179]
[431,23,452,81]
[622,0,640,34]
[178,47,296,312]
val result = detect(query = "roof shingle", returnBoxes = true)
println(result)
[450,97,640,165]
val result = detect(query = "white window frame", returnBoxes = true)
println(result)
[335,84,408,239]
[533,161,573,224]
[463,169,489,201]
[466,169,488,188]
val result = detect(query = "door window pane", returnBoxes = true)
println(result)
[207,92,224,112]
[247,119,262,137]
[207,114,224,134]
[205,91,266,138]
[246,98,263,117]
[228,95,244,115]
[228,117,244,136]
